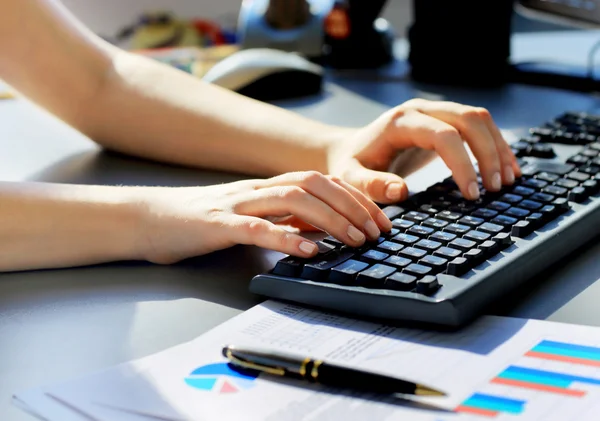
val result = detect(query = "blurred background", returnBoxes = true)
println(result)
[61,0,573,42]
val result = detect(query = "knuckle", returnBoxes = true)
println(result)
[299,170,325,187]
[245,219,266,236]
[433,127,461,143]
[275,231,290,250]
[280,185,305,200]
[327,175,342,184]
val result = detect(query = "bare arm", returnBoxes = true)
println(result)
[0,0,346,176]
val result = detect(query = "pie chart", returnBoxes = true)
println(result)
[185,362,260,394]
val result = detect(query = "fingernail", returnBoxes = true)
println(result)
[377,213,393,230]
[299,241,317,255]
[491,172,502,191]
[468,181,480,200]
[364,220,380,239]
[385,183,402,201]
[504,165,515,184]
[347,225,365,242]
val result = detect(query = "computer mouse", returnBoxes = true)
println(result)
[202,48,324,101]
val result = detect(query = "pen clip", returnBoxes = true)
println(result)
[225,348,287,376]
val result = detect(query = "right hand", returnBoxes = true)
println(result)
[135,171,393,264]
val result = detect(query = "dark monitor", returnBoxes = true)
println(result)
[516,0,600,28]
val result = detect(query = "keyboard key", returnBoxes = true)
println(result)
[464,230,491,243]
[526,212,544,228]
[511,220,534,238]
[463,248,484,266]
[436,210,462,222]
[404,263,433,277]
[555,178,579,189]
[505,207,530,218]
[408,225,435,237]
[583,179,600,194]
[415,239,442,252]
[567,154,589,166]
[444,223,471,235]
[420,255,448,273]
[392,219,414,230]
[446,257,470,276]
[329,259,370,285]
[449,238,477,252]
[567,171,591,182]
[512,186,535,197]
[382,206,404,220]
[583,148,599,157]
[356,264,397,288]
[376,241,403,253]
[419,204,441,215]
[404,211,429,223]
[300,252,354,281]
[471,208,498,219]
[459,215,484,227]
[434,246,462,260]
[519,200,543,210]
[392,233,420,245]
[423,218,449,229]
[416,276,440,295]
[529,192,555,203]
[399,247,428,261]
[361,249,389,262]
[542,185,568,197]
[580,165,600,175]
[273,256,306,277]
[322,235,343,247]
[493,232,514,249]
[384,273,417,291]
[522,178,548,189]
[520,161,574,176]
[316,241,336,254]
[530,143,556,158]
[488,201,511,212]
[478,240,499,257]
[382,228,400,239]
[553,197,571,212]
[491,215,518,229]
[479,222,504,234]
[499,193,523,204]
[536,172,560,183]
[383,255,412,268]
[429,231,457,245]
[568,186,588,203]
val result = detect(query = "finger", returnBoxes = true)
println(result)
[406,101,503,192]
[338,158,409,206]
[391,111,480,200]
[328,175,394,231]
[256,171,380,240]
[486,123,523,179]
[235,185,367,247]
[271,215,320,232]
[230,215,320,257]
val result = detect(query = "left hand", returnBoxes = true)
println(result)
[326,98,522,204]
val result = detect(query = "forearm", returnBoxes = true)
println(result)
[0,182,142,272]
[85,51,350,176]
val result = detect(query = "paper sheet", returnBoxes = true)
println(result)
[17,300,600,421]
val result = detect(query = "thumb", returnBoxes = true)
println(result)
[342,160,409,204]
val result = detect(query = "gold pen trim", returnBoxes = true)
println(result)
[415,384,446,396]
[299,357,311,377]
[225,348,286,376]
[311,360,323,380]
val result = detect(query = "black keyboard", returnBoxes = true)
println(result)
[249,111,600,327]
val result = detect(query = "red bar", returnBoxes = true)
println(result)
[526,350,600,367]
[492,377,586,397]
[455,405,499,417]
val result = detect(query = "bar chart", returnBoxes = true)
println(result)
[455,338,600,418]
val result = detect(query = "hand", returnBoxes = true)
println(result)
[136,171,393,264]
[327,98,522,203]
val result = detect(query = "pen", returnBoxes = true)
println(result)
[222,345,446,396]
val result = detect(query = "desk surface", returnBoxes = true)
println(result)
[3,31,600,421]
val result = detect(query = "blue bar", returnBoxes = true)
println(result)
[532,345,600,362]
[462,393,525,414]
[498,369,572,387]
[503,366,600,386]
[537,340,600,356]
